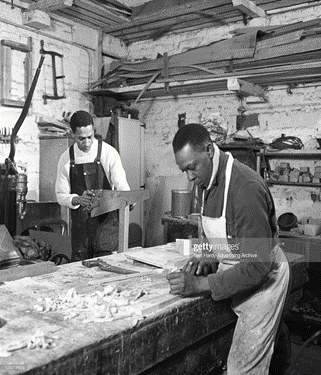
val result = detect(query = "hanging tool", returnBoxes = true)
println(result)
[0,45,45,235]
[82,259,138,274]
[40,40,65,104]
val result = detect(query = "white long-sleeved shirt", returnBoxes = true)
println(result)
[55,138,130,209]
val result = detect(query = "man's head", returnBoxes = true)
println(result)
[70,110,95,153]
[172,123,214,188]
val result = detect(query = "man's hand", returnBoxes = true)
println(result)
[182,257,217,276]
[166,271,210,296]
[72,190,95,210]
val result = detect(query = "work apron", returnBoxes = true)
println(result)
[69,140,119,261]
[201,152,290,375]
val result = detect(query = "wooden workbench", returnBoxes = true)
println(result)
[0,244,237,375]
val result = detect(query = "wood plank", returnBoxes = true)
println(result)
[232,0,266,18]
[0,261,56,282]
[74,0,129,22]
[1,39,31,52]
[110,4,240,40]
[104,0,232,33]
[233,19,321,37]
[119,202,129,253]
[156,62,321,83]
[25,37,33,100]
[136,5,234,40]
[86,67,321,101]
[87,269,159,285]
[105,0,132,13]
[125,244,190,269]
[109,31,258,73]
[134,294,183,315]
[256,0,319,10]
[255,37,321,61]
[255,30,303,49]
[29,0,73,12]
[111,16,321,44]
[65,5,121,26]
[55,9,106,29]
[88,270,159,285]
[1,45,12,100]
[134,71,161,104]
[90,189,150,218]
[109,36,321,81]
[106,0,319,42]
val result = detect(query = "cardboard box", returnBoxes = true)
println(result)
[176,239,193,256]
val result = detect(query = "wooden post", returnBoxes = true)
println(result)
[118,199,129,253]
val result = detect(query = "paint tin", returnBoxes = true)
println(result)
[171,190,192,218]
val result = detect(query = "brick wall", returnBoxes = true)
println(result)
[0,2,96,202]
[124,4,321,245]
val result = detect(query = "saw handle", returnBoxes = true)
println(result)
[82,259,105,268]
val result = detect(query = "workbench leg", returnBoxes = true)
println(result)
[163,222,168,244]
[118,204,129,252]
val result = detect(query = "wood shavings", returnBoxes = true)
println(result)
[6,341,28,352]
[27,330,54,350]
[103,284,117,295]
[0,350,12,357]
[32,286,148,322]
[4,331,56,355]
[140,276,152,282]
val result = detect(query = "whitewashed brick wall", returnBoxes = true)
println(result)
[0,2,96,202]
[124,4,321,245]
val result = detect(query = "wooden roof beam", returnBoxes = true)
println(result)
[29,0,73,12]
[105,0,232,33]
[232,0,266,19]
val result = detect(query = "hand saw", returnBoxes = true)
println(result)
[90,189,150,218]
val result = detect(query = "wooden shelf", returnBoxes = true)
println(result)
[261,151,321,159]
[266,180,321,187]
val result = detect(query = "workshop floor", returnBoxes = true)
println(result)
[215,321,321,375]
[286,320,321,375]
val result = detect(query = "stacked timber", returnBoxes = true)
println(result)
[88,19,321,101]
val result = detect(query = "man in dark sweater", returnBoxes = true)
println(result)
[167,123,291,375]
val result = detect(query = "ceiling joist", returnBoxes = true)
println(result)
[232,0,266,19]
[29,0,73,12]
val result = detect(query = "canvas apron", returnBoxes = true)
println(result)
[69,140,119,262]
[201,152,290,375]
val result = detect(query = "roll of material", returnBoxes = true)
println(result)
[171,190,192,218]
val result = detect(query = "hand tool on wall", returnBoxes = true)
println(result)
[90,189,150,253]
[40,40,66,104]
[0,42,45,235]
[82,259,138,274]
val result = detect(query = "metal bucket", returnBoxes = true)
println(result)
[171,190,192,218]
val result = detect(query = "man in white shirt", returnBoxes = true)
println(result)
[55,110,130,261]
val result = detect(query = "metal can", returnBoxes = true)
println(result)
[171,190,192,218]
